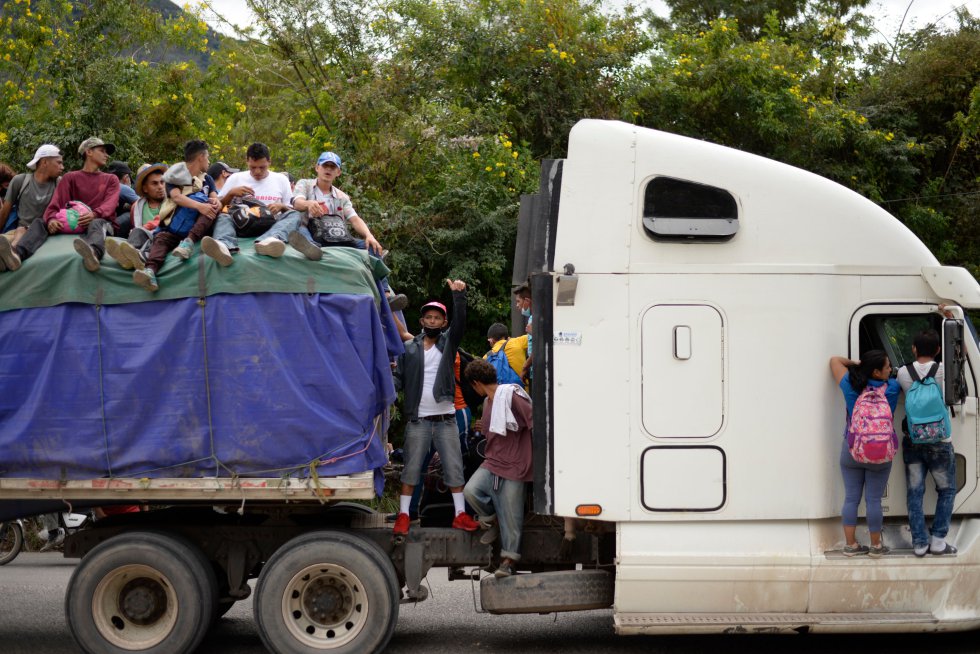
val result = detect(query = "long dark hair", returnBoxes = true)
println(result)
[847,349,889,394]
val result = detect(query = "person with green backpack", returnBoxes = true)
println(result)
[897,328,957,557]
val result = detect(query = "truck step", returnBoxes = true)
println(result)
[616,611,936,634]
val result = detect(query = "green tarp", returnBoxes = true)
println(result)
[0,235,389,312]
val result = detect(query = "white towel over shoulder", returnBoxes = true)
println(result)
[489,384,531,436]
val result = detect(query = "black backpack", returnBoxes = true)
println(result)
[229,196,276,238]
[456,348,484,412]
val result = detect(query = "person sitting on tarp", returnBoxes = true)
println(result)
[105,161,138,238]
[200,142,292,265]
[0,144,63,273]
[8,137,120,274]
[131,140,221,292]
[104,163,167,272]
[284,151,383,262]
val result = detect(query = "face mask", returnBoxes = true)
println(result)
[521,307,531,318]
[423,326,443,339]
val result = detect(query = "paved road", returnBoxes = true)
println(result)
[3,553,980,653]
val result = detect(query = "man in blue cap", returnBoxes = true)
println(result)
[281,151,384,261]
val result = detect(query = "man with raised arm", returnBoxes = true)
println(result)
[392,280,481,537]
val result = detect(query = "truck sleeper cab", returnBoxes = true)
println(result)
[519,120,980,634]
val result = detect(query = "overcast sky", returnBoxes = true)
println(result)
[200,0,980,41]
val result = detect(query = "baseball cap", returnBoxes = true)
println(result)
[207,161,239,179]
[316,151,342,168]
[77,137,116,156]
[26,144,61,170]
[420,301,447,317]
[106,161,133,179]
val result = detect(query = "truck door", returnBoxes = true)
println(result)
[849,305,979,509]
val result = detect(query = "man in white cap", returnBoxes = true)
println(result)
[36,137,119,272]
[0,144,64,273]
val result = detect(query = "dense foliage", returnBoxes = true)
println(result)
[0,0,978,346]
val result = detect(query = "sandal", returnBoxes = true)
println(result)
[931,543,957,556]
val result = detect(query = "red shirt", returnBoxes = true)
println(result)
[44,170,121,226]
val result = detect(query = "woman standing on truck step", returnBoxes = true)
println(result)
[830,351,901,558]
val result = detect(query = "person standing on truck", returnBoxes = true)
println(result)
[392,281,481,537]
[514,283,533,385]
[897,328,957,557]
[484,322,528,383]
[463,358,533,578]
[0,144,63,271]
[830,351,900,558]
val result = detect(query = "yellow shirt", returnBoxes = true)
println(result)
[485,334,529,378]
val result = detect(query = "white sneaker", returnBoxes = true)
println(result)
[104,238,131,270]
[254,237,285,258]
[201,236,234,266]
[172,238,194,260]
[117,241,145,270]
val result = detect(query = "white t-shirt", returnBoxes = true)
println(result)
[219,170,292,206]
[897,360,945,397]
[417,345,455,418]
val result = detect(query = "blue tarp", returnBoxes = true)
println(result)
[0,292,402,495]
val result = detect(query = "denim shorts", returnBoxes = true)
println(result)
[400,417,465,487]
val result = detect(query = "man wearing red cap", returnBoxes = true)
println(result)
[392,279,480,536]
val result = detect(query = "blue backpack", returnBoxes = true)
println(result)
[486,339,523,386]
[904,362,950,444]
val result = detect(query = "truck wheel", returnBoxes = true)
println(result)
[65,531,217,653]
[480,569,614,614]
[0,521,24,566]
[254,530,399,654]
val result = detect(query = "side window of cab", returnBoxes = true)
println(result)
[642,177,738,242]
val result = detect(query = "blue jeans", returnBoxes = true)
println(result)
[212,213,239,251]
[903,439,956,547]
[839,439,892,532]
[465,467,526,561]
[257,210,314,243]
[401,418,465,488]
[215,210,314,251]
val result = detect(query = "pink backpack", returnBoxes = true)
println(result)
[847,384,897,464]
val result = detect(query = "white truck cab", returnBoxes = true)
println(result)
[520,119,980,633]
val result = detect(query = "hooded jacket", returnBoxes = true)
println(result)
[393,290,466,421]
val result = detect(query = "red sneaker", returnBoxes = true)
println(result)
[452,512,480,532]
[393,512,411,536]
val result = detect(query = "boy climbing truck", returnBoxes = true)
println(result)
[4,120,980,653]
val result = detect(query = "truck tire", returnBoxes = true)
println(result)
[0,521,24,566]
[65,531,217,654]
[254,530,399,654]
[480,569,614,615]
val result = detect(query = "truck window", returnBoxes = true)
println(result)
[858,313,940,370]
[641,177,738,242]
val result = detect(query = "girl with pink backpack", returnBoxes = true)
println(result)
[830,351,901,558]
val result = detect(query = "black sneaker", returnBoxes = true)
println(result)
[842,543,870,557]
[868,544,890,559]
[288,231,323,261]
